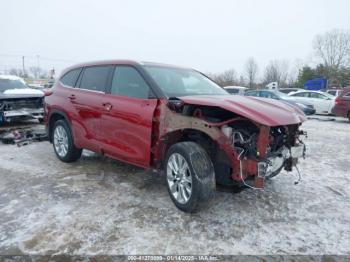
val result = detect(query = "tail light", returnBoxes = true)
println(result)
[335,96,341,105]
[43,88,53,96]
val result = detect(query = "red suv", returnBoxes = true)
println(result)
[332,86,350,121]
[45,60,307,212]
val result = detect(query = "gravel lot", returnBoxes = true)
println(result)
[0,116,349,256]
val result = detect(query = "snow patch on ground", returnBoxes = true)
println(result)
[0,116,349,255]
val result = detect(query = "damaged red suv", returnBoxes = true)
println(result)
[45,60,307,212]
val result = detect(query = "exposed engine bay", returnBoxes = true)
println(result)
[160,98,307,189]
[0,95,44,123]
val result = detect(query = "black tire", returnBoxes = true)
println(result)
[164,142,215,213]
[348,112,350,122]
[52,119,82,163]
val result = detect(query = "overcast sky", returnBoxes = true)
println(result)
[1,0,349,77]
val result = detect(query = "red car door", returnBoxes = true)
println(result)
[71,65,114,152]
[100,66,158,168]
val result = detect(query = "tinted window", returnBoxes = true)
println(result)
[226,89,239,94]
[292,92,307,97]
[80,66,112,92]
[245,91,258,97]
[309,92,326,99]
[328,91,336,96]
[260,91,275,98]
[345,92,350,97]
[60,68,81,87]
[111,66,150,99]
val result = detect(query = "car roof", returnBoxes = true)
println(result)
[61,60,192,76]
[292,90,323,94]
[291,90,334,97]
[224,86,247,90]
[248,89,278,93]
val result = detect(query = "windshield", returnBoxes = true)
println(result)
[144,66,228,97]
[0,78,27,93]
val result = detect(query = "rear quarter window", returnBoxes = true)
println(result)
[79,66,114,92]
[60,68,82,87]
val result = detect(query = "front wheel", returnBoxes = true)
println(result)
[165,142,215,213]
[53,120,82,163]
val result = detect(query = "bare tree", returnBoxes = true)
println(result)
[211,68,238,87]
[244,57,258,89]
[29,66,46,79]
[313,29,350,71]
[263,60,289,87]
[9,68,22,77]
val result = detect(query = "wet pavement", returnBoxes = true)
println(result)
[0,117,349,255]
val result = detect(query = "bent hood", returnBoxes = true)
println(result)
[179,95,306,126]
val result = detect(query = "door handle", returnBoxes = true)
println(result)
[102,102,113,111]
[68,94,76,100]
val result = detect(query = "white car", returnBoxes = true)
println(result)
[0,75,44,123]
[288,90,335,114]
[326,89,343,97]
[224,86,247,95]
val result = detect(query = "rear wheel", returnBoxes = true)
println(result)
[53,120,82,162]
[348,112,350,122]
[165,142,215,213]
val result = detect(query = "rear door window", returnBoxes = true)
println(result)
[60,68,82,87]
[79,66,114,92]
[110,66,151,99]
[309,92,327,99]
[292,92,307,97]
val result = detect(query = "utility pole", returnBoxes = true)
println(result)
[22,56,26,77]
[36,55,40,78]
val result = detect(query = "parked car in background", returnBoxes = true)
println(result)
[45,60,307,212]
[332,87,350,121]
[223,86,247,95]
[326,89,343,97]
[278,88,302,94]
[288,90,335,115]
[44,79,55,89]
[245,89,315,115]
[0,75,44,123]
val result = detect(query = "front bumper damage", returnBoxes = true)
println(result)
[2,108,44,120]
[238,126,307,189]
[257,144,305,179]
[0,95,44,123]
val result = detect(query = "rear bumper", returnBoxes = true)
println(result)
[332,106,348,118]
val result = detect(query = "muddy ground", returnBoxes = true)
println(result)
[0,116,349,255]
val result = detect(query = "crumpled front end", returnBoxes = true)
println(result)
[222,123,306,188]
[153,97,307,189]
[0,96,44,123]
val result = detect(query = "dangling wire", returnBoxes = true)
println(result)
[237,150,263,190]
